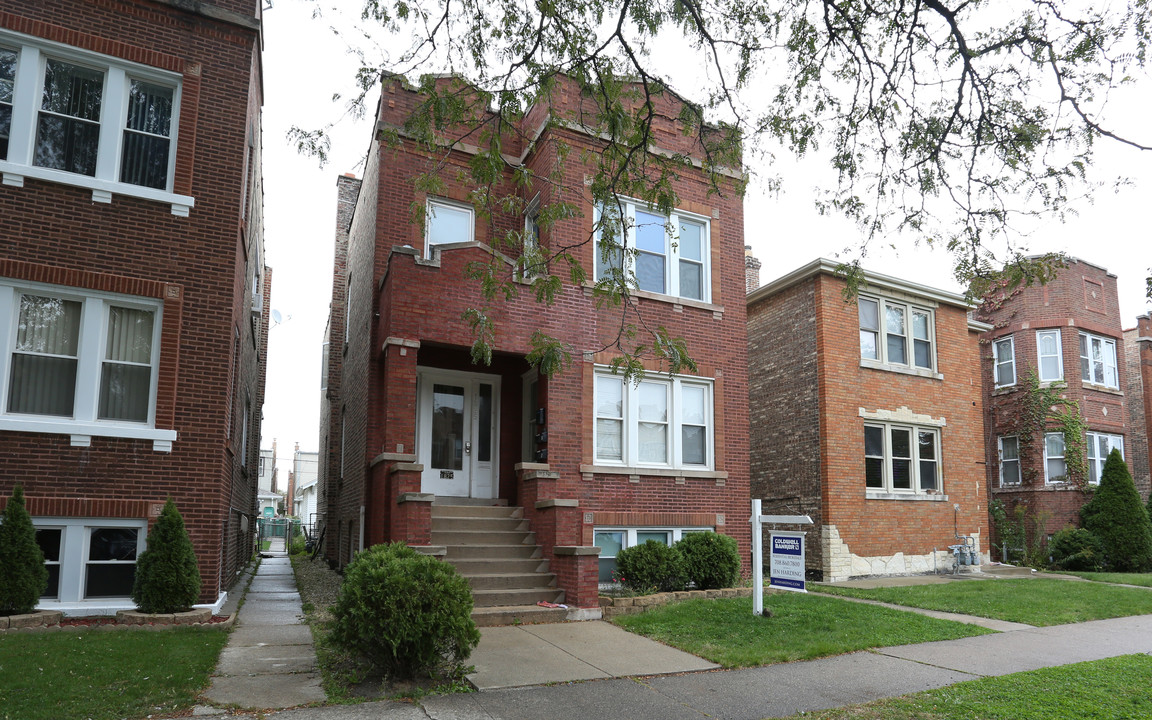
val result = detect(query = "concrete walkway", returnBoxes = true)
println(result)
[201,556,325,710]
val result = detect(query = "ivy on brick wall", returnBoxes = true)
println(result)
[1008,369,1090,492]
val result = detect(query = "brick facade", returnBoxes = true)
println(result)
[0,0,267,613]
[748,260,989,580]
[321,75,752,605]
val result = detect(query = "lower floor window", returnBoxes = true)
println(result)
[593,527,711,584]
[1086,432,1124,485]
[863,422,941,494]
[1044,432,1067,483]
[32,518,145,603]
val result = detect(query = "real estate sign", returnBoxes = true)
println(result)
[769,531,806,592]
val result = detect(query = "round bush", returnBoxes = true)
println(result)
[1048,527,1104,571]
[615,540,685,592]
[677,531,740,589]
[132,498,201,613]
[330,543,480,678]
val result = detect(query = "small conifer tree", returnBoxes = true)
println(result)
[131,498,201,613]
[0,485,48,615]
[1080,450,1152,572]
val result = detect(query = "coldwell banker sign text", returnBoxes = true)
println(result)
[769,532,806,592]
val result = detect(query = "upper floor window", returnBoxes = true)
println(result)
[1086,432,1123,485]
[426,197,473,254]
[1079,332,1118,389]
[594,370,713,469]
[859,296,934,371]
[993,335,1016,387]
[1036,329,1063,382]
[1,281,161,427]
[594,200,711,302]
[0,34,186,211]
[998,435,1020,486]
[864,422,941,495]
[1044,432,1066,484]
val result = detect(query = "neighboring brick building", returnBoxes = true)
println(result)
[978,259,1149,547]
[1124,315,1152,501]
[747,259,990,581]
[319,75,751,616]
[0,0,267,614]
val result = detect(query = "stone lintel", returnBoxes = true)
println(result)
[371,452,419,467]
[397,492,435,504]
[390,463,424,474]
[553,546,600,556]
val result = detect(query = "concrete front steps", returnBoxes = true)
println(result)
[431,502,568,627]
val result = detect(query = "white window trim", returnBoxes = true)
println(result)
[863,421,944,497]
[594,197,712,303]
[1086,431,1124,485]
[593,526,713,585]
[1035,329,1064,382]
[993,335,1016,388]
[1078,331,1119,390]
[859,294,938,376]
[425,197,474,257]
[1043,431,1067,484]
[0,30,193,216]
[32,517,147,610]
[998,435,1021,487]
[0,280,175,450]
[592,368,714,471]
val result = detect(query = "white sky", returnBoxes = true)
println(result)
[258,0,1152,455]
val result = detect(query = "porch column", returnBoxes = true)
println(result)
[376,337,421,545]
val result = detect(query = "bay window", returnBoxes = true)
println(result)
[1079,332,1118,389]
[1036,329,1063,382]
[594,199,711,302]
[1044,432,1067,483]
[858,295,935,372]
[594,370,713,469]
[993,335,1016,387]
[863,422,941,495]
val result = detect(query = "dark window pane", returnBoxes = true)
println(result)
[8,354,77,416]
[43,564,60,598]
[120,131,170,189]
[918,431,936,460]
[890,429,911,458]
[0,105,10,160]
[35,529,61,562]
[98,363,151,421]
[892,459,911,489]
[89,528,138,561]
[598,557,618,583]
[682,425,705,465]
[477,383,492,462]
[919,461,937,490]
[125,81,172,136]
[887,334,906,364]
[431,384,465,470]
[85,564,135,598]
[34,113,99,176]
[914,339,931,368]
[865,457,884,487]
[41,60,103,120]
[864,426,884,456]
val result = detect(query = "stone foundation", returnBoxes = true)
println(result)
[822,524,987,581]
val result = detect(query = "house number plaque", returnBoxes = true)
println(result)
[440,470,454,479]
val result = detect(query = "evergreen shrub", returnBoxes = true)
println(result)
[0,485,48,616]
[676,531,740,589]
[330,543,479,678]
[615,540,685,592]
[1047,527,1104,571]
[1080,450,1152,572]
[131,498,201,613]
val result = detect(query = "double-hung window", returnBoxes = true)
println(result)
[998,436,1021,486]
[864,423,941,494]
[1079,332,1118,389]
[1,281,162,433]
[993,335,1016,387]
[0,33,187,212]
[594,199,711,302]
[33,518,146,604]
[594,370,713,469]
[1044,432,1067,483]
[425,197,473,254]
[1036,329,1063,382]
[859,296,935,371]
[1086,432,1123,485]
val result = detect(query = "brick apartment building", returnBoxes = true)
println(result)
[0,0,267,614]
[319,75,751,617]
[978,259,1151,547]
[747,259,990,581]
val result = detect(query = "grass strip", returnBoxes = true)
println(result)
[794,653,1152,719]
[1051,571,1152,588]
[812,578,1152,626]
[612,593,992,668]
[0,627,227,720]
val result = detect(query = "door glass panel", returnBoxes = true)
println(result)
[431,384,465,470]
[477,383,493,462]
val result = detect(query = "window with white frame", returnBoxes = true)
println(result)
[594,200,711,302]
[1044,432,1067,483]
[858,296,935,371]
[32,518,146,603]
[863,423,941,494]
[425,197,473,253]
[1036,329,1063,382]
[998,435,1021,486]
[1086,432,1123,485]
[593,370,712,469]
[0,281,161,430]
[0,34,184,205]
[993,335,1016,387]
[1079,332,1118,389]
[593,527,711,583]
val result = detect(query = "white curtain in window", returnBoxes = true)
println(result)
[637,381,667,463]
[98,306,153,421]
[9,295,81,416]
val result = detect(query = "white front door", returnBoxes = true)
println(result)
[416,369,499,498]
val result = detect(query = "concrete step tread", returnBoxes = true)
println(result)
[471,604,568,627]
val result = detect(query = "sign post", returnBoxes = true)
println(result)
[750,499,813,616]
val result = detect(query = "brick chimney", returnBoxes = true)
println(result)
[745,245,762,294]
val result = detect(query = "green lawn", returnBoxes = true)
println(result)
[1050,571,1152,588]
[794,654,1152,719]
[812,578,1152,626]
[611,593,992,668]
[0,627,227,720]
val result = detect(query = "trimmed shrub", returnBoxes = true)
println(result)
[615,540,685,593]
[131,498,201,613]
[1080,450,1152,572]
[0,485,48,615]
[677,531,740,589]
[330,543,479,678]
[1048,527,1104,571]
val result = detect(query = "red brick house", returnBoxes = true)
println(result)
[747,260,990,581]
[978,259,1150,549]
[319,75,751,619]
[0,0,267,614]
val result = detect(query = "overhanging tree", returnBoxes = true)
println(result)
[294,0,1150,375]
